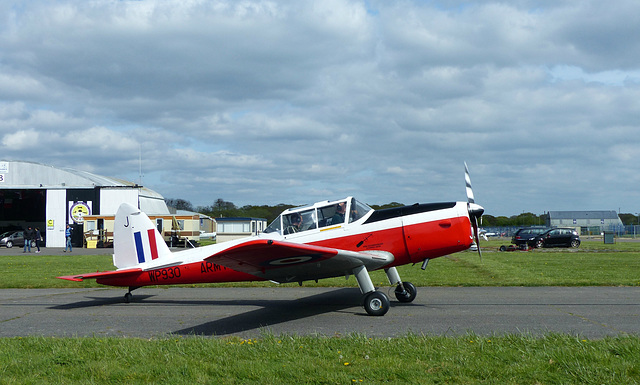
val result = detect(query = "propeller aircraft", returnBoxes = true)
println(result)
[59,163,484,316]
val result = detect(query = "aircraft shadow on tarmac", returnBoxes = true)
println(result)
[50,288,419,336]
[171,288,400,336]
[50,295,156,310]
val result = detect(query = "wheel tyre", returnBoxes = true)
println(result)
[31,240,36,247]
[571,240,580,248]
[6,241,12,248]
[394,282,417,303]
[363,291,390,316]
[499,245,506,252]
[124,292,132,304]
[536,240,544,248]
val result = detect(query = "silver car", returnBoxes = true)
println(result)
[0,231,36,248]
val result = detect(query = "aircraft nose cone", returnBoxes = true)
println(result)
[468,203,484,218]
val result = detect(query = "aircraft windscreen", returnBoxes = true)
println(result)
[349,199,372,223]
[264,217,281,234]
[263,198,372,234]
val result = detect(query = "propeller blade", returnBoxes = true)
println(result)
[465,162,475,204]
[465,162,484,261]
[472,215,483,262]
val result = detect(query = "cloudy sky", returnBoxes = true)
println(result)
[1,0,639,217]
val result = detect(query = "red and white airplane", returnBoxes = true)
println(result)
[59,164,484,316]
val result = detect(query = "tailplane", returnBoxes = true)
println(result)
[113,203,173,269]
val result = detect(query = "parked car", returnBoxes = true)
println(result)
[0,231,36,248]
[511,227,549,247]
[532,228,581,248]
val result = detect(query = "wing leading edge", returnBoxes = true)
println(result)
[205,239,394,283]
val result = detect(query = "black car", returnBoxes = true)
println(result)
[512,227,549,247]
[0,231,36,248]
[532,228,581,248]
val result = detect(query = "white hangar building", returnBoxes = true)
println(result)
[0,160,169,248]
[548,210,623,232]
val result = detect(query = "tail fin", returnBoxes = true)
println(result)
[113,203,173,269]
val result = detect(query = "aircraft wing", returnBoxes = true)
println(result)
[205,239,394,283]
[58,268,143,282]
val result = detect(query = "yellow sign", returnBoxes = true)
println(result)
[70,202,91,224]
[47,219,54,230]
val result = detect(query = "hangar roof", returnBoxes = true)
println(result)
[0,160,167,213]
[548,211,620,220]
[1,160,140,188]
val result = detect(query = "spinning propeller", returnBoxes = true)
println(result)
[465,162,485,260]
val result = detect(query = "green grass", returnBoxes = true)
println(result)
[2,240,640,384]
[0,334,638,384]
[1,240,639,288]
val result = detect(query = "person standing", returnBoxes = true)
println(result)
[23,226,34,253]
[34,227,42,253]
[64,225,73,252]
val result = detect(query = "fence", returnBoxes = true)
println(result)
[482,225,640,239]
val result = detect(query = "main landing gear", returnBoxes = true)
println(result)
[353,265,417,316]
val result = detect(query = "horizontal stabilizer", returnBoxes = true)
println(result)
[57,268,143,282]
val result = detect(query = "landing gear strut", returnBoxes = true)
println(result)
[352,265,418,316]
[394,282,417,302]
[124,286,141,303]
[385,266,418,303]
[352,265,390,316]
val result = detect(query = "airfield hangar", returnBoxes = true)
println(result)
[547,210,623,234]
[0,160,170,248]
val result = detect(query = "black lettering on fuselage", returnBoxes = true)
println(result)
[147,267,181,282]
[200,261,224,274]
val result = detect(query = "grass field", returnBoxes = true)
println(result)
[1,239,639,288]
[1,334,639,384]
[1,239,639,384]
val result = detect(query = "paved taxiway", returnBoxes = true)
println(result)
[1,286,638,338]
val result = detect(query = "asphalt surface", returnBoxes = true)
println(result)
[1,286,638,339]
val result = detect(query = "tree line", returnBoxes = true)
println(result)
[165,198,640,227]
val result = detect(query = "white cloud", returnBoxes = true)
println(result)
[0,0,639,215]
[2,128,39,149]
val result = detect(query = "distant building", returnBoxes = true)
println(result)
[547,211,623,233]
[83,210,213,249]
[215,217,267,242]
[173,209,216,236]
[0,160,168,247]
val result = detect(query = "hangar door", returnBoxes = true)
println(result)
[0,189,46,233]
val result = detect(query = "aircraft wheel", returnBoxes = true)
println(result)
[124,292,132,303]
[363,291,389,316]
[394,282,417,303]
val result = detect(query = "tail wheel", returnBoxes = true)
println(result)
[394,282,417,303]
[363,291,390,316]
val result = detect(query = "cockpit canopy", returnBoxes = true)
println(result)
[264,197,373,235]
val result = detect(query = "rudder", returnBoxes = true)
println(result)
[113,203,173,269]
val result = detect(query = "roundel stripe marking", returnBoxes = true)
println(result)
[263,254,322,266]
